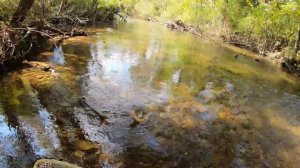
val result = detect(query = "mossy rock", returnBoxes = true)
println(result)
[75,140,99,151]
[33,159,81,168]
[74,150,85,158]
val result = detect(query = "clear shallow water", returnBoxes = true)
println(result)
[0,20,300,168]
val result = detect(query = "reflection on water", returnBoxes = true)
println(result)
[0,20,300,168]
[0,75,61,167]
[37,108,61,150]
[0,114,18,168]
[52,46,65,65]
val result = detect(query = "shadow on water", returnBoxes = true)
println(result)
[118,101,300,168]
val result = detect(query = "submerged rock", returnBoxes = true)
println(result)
[231,158,247,168]
[22,61,59,78]
[33,159,81,168]
[74,140,100,151]
[130,107,149,127]
[23,61,52,70]
[74,150,85,158]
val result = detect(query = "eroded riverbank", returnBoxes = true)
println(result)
[0,20,300,168]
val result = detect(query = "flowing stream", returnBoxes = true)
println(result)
[0,20,300,168]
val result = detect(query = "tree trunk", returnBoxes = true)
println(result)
[294,26,300,56]
[10,0,35,27]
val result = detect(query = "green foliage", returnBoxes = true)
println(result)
[0,0,127,23]
[236,1,300,40]
[1,0,299,52]
[132,0,300,51]
[0,0,18,22]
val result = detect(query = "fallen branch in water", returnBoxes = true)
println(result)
[78,97,109,121]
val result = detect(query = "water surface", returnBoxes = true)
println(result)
[0,20,300,168]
